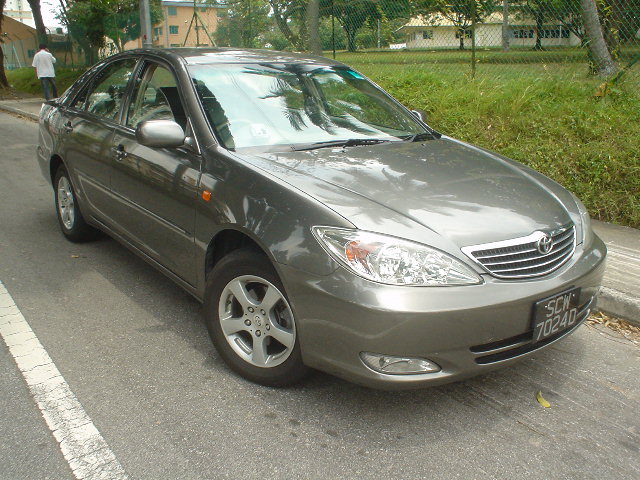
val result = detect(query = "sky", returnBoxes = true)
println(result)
[37,1,62,28]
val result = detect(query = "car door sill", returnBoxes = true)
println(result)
[89,216,203,303]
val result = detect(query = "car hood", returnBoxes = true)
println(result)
[243,138,573,248]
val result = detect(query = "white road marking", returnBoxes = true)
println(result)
[0,281,127,480]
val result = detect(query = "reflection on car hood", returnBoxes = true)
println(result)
[247,138,572,247]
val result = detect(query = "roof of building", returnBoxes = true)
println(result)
[1,14,37,41]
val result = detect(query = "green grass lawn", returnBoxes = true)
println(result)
[6,68,85,97]
[6,56,639,228]
[334,46,640,66]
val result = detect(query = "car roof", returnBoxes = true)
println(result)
[124,47,346,67]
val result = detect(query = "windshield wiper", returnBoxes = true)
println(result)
[402,132,437,142]
[291,138,393,151]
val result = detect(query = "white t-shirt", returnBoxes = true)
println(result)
[32,50,57,78]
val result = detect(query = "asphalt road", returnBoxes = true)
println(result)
[0,111,638,480]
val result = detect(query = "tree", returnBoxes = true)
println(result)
[319,0,381,52]
[268,0,307,50]
[215,0,271,48]
[61,0,162,57]
[517,0,557,50]
[581,0,618,75]
[0,0,9,88]
[26,0,47,42]
[103,0,163,52]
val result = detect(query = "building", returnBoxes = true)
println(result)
[123,0,228,50]
[399,12,581,49]
[1,14,37,69]
[2,15,83,70]
[3,0,35,28]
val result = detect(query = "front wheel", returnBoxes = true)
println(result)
[204,249,309,386]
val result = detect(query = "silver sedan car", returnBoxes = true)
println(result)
[37,49,606,389]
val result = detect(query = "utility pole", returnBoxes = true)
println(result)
[140,0,153,48]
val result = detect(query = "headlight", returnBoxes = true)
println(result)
[312,227,482,286]
[571,194,593,246]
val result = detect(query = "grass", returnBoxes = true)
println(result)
[6,55,639,228]
[333,46,640,66]
[6,68,86,97]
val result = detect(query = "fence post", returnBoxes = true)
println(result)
[331,0,336,59]
[471,1,477,79]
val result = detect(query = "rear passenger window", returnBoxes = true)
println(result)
[77,58,137,121]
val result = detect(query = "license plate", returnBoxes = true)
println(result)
[532,288,581,343]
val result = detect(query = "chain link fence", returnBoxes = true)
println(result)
[208,0,640,81]
[4,1,639,79]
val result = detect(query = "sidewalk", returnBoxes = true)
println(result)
[0,97,43,120]
[0,97,638,325]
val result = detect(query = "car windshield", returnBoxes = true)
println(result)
[189,63,428,151]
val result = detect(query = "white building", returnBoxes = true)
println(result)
[3,0,35,28]
[399,12,581,49]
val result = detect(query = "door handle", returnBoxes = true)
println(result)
[113,144,128,162]
[63,121,73,133]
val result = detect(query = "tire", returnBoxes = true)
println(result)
[204,248,309,387]
[54,165,96,242]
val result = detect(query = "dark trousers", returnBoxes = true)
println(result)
[40,77,58,100]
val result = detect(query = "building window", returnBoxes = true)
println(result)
[154,27,163,36]
[168,6,177,16]
[169,25,179,35]
[455,29,472,39]
[512,29,535,39]
[422,30,433,40]
[170,43,181,47]
[539,27,570,39]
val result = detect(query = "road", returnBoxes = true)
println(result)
[0,111,638,480]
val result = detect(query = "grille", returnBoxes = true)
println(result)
[461,224,576,279]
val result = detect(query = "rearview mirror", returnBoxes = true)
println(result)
[411,109,428,124]
[136,120,185,148]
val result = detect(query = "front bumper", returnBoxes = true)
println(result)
[280,235,607,390]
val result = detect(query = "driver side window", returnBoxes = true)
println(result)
[127,64,187,130]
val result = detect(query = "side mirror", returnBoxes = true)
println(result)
[135,120,185,148]
[411,109,428,124]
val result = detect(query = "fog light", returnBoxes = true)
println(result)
[360,352,441,375]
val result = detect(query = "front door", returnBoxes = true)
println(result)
[109,61,200,285]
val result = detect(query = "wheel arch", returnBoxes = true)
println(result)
[204,228,272,281]
[50,154,64,185]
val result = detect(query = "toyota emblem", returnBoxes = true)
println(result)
[537,233,553,255]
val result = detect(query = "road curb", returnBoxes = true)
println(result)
[595,287,640,326]
[0,104,39,121]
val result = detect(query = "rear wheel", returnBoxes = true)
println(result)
[204,249,309,386]
[54,165,96,242]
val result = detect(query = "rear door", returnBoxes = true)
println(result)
[57,58,138,223]
[109,60,201,285]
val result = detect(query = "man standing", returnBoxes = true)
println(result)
[32,44,58,100]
